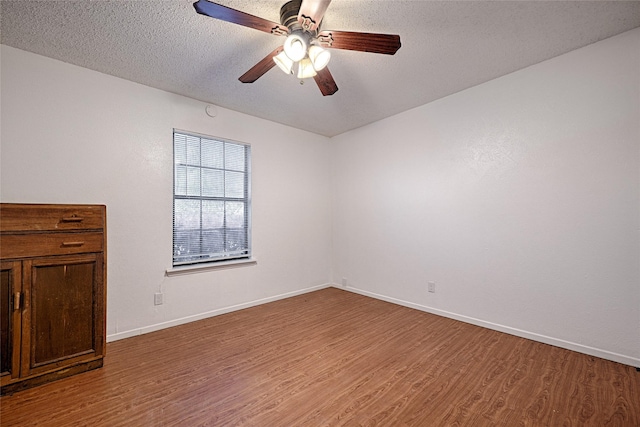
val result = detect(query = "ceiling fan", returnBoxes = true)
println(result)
[193,0,401,96]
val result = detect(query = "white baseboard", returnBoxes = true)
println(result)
[107,283,331,342]
[338,285,640,369]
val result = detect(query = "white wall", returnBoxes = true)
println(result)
[0,45,333,340]
[2,27,639,367]
[331,28,640,366]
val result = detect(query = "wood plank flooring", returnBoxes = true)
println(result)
[1,287,639,426]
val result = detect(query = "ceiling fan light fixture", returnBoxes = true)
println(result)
[297,57,317,79]
[273,51,294,74]
[283,32,308,62]
[192,0,400,96]
[308,45,330,71]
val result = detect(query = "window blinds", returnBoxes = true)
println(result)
[173,131,251,266]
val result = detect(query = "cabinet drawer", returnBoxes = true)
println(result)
[0,232,104,259]
[0,204,105,232]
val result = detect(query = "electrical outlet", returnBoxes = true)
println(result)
[428,282,436,293]
[342,277,348,288]
[154,293,164,305]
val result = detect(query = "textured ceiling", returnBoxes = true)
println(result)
[1,0,639,137]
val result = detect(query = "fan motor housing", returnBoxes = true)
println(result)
[280,0,318,35]
[280,0,301,28]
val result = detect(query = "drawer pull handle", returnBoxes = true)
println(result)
[61,241,85,247]
[61,216,84,222]
[13,292,21,311]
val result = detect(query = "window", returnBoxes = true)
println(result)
[173,130,251,266]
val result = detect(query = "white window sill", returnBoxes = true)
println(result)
[165,258,257,276]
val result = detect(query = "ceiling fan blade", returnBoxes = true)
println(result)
[193,0,288,35]
[317,30,401,55]
[297,0,332,32]
[239,47,284,83]
[313,67,338,96]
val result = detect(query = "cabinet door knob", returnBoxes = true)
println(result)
[61,241,85,247]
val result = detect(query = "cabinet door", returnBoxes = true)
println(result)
[1,261,22,385]
[21,254,104,377]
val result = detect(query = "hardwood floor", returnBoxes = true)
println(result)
[2,287,639,426]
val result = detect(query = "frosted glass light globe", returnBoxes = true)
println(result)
[284,33,307,62]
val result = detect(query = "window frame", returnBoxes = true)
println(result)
[171,129,252,268]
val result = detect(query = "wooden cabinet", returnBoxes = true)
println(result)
[1,204,106,395]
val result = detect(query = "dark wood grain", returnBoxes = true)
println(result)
[1,203,106,395]
[1,268,12,375]
[193,0,288,35]
[318,30,401,55]
[314,66,338,96]
[31,258,96,366]
[0,203,105,233]
[1,288,638,426]
[0,262,22,385]
[0,232,104,259]
[239,47,283,83]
